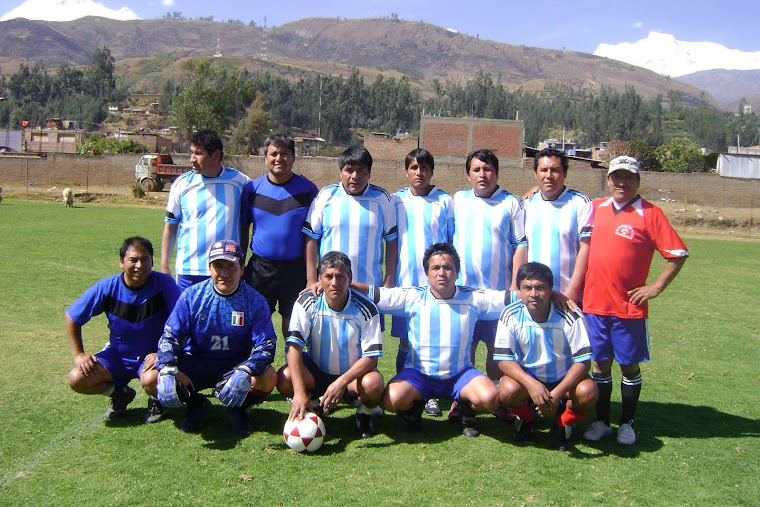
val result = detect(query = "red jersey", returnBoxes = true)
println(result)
[583,196,688,319]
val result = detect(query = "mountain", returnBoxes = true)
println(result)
[676,69,760,108]
[0,0,139,22]
[594,32,760,77]
[0,16,715,106]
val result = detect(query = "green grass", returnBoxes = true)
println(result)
[0,199,758,506]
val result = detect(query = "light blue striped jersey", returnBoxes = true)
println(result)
[165,166,249,276]
[523,187,592,292]
[287,288,382,376]
[303,183,398,285]
[375,285,509,379]
[453,188,526,290]
[494,301,592,383]
[393,186,455,287]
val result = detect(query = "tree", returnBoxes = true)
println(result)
[655,138,705,173]
[228,97,270,155]
[85,47,116,99]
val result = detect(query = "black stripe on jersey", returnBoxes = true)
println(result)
[568,188,592,203]
[103,293,166,324]
[387,225,398,237]
[288,330,304,342]
[296,292,316,312]
[368,184,393,200]
[493,346,514,357]
[573,346,593,359]
[165,211,177,220]
[364,343,382,353]
[557,307,581,327]
[302,220,315,235]
[499,303,523,325]
[352,290,379,319]
[252,192,314,216]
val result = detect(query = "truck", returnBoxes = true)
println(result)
[134,154,193,192]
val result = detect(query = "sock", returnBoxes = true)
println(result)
[357,403,373,415]
[509,403,535,422]
[102,382,115,396]
[620,369,642,424]
[592,371,613,425]
[396,344,409,374]
[558,407,587,427]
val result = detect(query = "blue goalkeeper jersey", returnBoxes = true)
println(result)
[66,271,180,359]
[157,279,276,375]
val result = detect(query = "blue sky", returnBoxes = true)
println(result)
[0,0,757,54]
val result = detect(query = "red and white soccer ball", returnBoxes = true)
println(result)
[283,412,326,453]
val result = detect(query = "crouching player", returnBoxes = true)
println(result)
[495,262,597,450]
[354,243,510,437]
[147,240,278,436]
[66,237,180,422]
[277,251,384,439]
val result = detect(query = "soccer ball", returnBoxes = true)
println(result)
[283,412,326,453]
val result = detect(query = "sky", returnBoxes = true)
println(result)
[0,0,757,54]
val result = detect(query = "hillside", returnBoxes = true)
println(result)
[676,69,760,109]
[0,16,716,106]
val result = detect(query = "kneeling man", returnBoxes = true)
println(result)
[495,262,597,450]
[148,240,277,436]
[277,251,384,439]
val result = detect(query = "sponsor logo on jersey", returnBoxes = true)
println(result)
[615,224,635,240]
[231,311,244,326]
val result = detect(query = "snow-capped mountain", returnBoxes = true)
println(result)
[594,32,760,77]
[0,0,140,22]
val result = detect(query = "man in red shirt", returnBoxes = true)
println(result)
[582,156,688,445]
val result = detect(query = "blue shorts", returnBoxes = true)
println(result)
[176,274,209,292]
[391,315,408,339]
[586,314,650,366]
[177,355,246,391]
[472,319,498,345]
[95,345,149,389]
[390,366,484,402]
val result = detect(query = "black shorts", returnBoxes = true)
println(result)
[244,254,307,318]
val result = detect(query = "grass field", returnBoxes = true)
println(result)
[0,199,758,506]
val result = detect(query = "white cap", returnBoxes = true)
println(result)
[607,155,640,175]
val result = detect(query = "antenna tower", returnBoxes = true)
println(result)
[260,16,268,59]
[214,31,222,57]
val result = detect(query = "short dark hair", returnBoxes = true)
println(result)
[120,236,153,260]
[339,146,373,171]
[534,148,568,174]
[264,133,295,156]
[318,251,352,277]
[422,243,460,275]
[516,262,554,289]
[466,149,499,175]
[190,130,224,161]
[405,148,434,171]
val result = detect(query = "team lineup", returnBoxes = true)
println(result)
[65,131,689,451]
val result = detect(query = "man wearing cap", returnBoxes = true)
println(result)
[582,156,688,446]
[148,239,278,436]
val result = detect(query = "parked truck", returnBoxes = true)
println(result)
[134,154,193,192]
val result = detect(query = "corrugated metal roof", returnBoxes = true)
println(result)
[717,153,760,179]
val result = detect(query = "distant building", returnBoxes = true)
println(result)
[717,147,760,179]
[420,116,524,164]
[539,138,578,156]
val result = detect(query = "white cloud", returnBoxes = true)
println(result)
[632,21,643,29]
[161,0,176,6]
[0,0,140,21]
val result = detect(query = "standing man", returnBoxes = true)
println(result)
[392,148,454,417]
[453,149,526,383]
[241,134,318,338]
[354,243,510,438]
[523,148,592,302]
[277,251,384,439]
[161,130,250,291]
[495,262,597,451]
[582,156,688,446]
[303,146,398,291]
[149,240,277,436]
[66,237,180,422]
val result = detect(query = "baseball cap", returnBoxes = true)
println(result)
[607,156,640,175]
[208,239,244,264]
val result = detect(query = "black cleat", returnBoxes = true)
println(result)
[513,418,535,444]
[551,423,573,451]
[104,386,136,420]
[459,403,480,437]
[356,412,375,438]
[181,394,210,433]
[225,406,253,436]
[400,400,424,432]
[144,396,166,424]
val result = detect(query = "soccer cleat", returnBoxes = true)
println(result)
[104,386,136,420]
[617,421,637,445]
[447,401,460,422]
[424,398,442,417]
[309,397,325,417]
[400,400,424,432]
[551,424,573,451]
[181,395,210,433]
[144,396,166,424]
[370,406,384,418]
[583,420,614,442]
[494,406,517,423]
[356,412,375,439]
[225,406,253,436]
[458,402,480,437]
[513,418,535,444]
